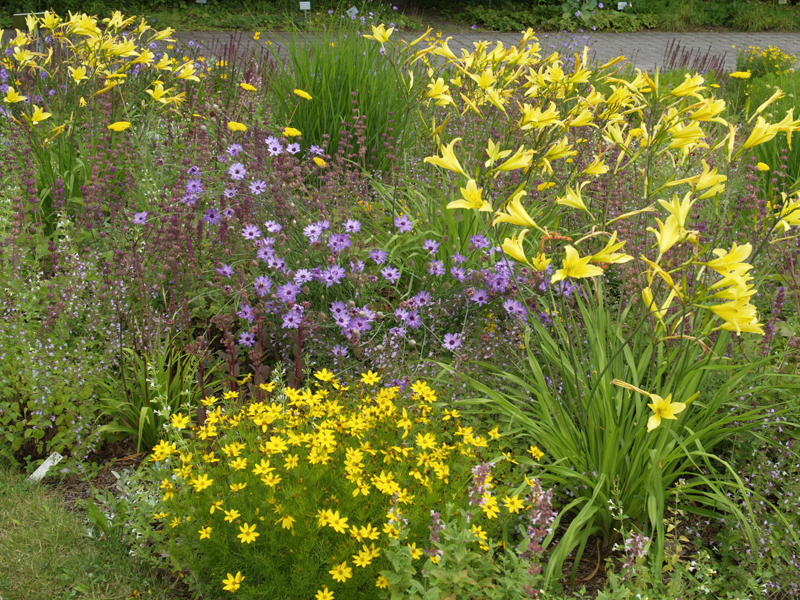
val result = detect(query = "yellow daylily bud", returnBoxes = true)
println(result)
[495,146,533,172]
[555,182,590,214]
[647,215,682,255]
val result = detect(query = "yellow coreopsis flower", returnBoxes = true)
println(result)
[107,121,130,132]
[647,394,686,431]
[361,370,381,385]
[329,562,353,583]
[424,138,467,177]
[313,157,327,167]
[757,162,770,171]
[170,412,190,429]
[551,246,604,283]
[446,179,491,211]
[363,24,394,44]
[222,572,244,593]
[198,525,212,539]
[293,88,312,100]
[237,522,259,544]
[228,121,247,132]
[316,587,334,600]
[503,495,526,514]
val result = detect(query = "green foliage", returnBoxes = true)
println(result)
[736,44,797,79]
[270,19,414,169]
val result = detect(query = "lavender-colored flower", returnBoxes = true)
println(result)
[450,266,467,282]
[216,264,234,278]
[599,2,604,7]
[411,291,432,307]
[304,222,325,243]
[180,193,197,206]
[422,239,440,255]
[203,209,221,225]
[328,233,352,254]
[332,344,348,357]
[239,331,256,347]
[394,214,413,233]
[343,219,361,233]
[381,266,401,284]
[503,299,528,318]
[349,315,371,333]
[217,153,227,163]
[227,143,243,157]
[185,178,204,195]
[276,283,300,303]
[321,265,346,287]
[287,142,301,154]
[333,312,351,329]
[257,246,275,262]
[187,165,202,176]
[470,288,489,306]
[282,307,304,329]
[228,162,247,180]
[132,211,148,225]
[241,224,261,240]
[264,220,282,233]
[350,259,364,273]
[406,312,422,330]
[442,333,462,351]
[428,260,444,276]
[237,304,255,322]
[452,252,467,264]
[369,249,388,264]
[264,136,283,156]
[222,208,235,219]
[224,187,238,199]
[309,145,324,155]
[249,179,267,195]
[254,275,273,296]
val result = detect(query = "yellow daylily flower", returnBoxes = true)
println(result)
[4,86,27,104]
[590,231,633,264]
[705,242,753,275]
[69,66,89,83]
[647,394,686,431]
[708,297,763,335]
[555,182,590,214]
[647,215,682,255]
[447,179,492,211]
[667,121,705,150]
[27,105,51,125]
[423,138,467,177]
[494,146,533,172]
[493,190,540,229]
[583,155,609,176]
[742,116,780,150]
[669,73,705,98]
[501,229,531,265]
[551,245,604,283]
[531,253,551,271]
[363,24,394,44]
[485,139,511,168]
[657,191,695,229]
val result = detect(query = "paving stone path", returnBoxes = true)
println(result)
[3,27,799,72]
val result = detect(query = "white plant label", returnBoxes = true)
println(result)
[617,1,628,9]
[346,6,359,18]
[196,0,207,4]
[300,2,311,9]
[28,452,64,482]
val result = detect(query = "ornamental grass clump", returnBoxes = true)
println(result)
[358,26,800,581]
[148,373,527,598]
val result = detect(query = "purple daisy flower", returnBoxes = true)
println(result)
[287,142,301,154]
[422,239,440,255]
[304,222,324,243]
[282,307,304,329]
[227,143,243,157]
[350,259,364,273]
[276,283,300,303]
[321,265,346,287]
[332,344,348,357]
[406,312,422,329]
[503,299,527,318]
[132,211,148,225]
[381,266,401,284]
[203,209,221,225]
[224,187,238,199]
[241,224,261,240]
[442,333,462,351]
[254,275,273,296]
[394,214,413,233]
[294,269,313,284]
[450,266,467,282]
[237,304,255,322]
[222,208,235,219]
[428,261,444,276]
[249,180,267,195]
[264,220,282,233]
[470,234,490,249]
[328,233,352,254]
[239,331,256,347]
[187,165,201,176]
[216,264,234,278]
[228,162,247,180]
[470,288,489,306]
[264,136,283,156]
[369,249,388,264]
[185,178,204,195]
[343,219,361,233]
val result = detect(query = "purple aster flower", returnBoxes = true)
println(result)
[264,220,282,233]
[257,246,275,262]
[381,266,401,284]
[333,312,351,329]
[132,211,148,225]
[294,269,313,284]
[406,312,422,329]
[309,145,324,155]
[187,165,201,176]
[450,266,467,282]
[180,193,197,206]
[470,288,489,306]
[321,265,346,287]
[227,143,243,157]
[217,154,227,163]
[394,214,413,233]
[254,275,273,296]
[249,179,267,195]
[599,2,604,7]
[241,224,261,240]
[328,233,352,254]
[349,315,371,333]
[203,209,221,225]
[470,234,490,249]
[224,187,238,199]
[411,291,432,307]
[287,142,301,154]
[343,219,361,233]
[304,222,324,243]
[264,136,283,156]
[369,249,388,264]
[422,239,440,255]
[276,283,300,303]
[216,264,234,278]
[266,255,286,272]
[503,299,527,318]
[282,306,304,329]
[452,253,467,264]
[239,331,256,347]
[222,208,235,219]
[185,178,204,195]
[555,279,577,298]
[350,259,364,273]
[442,333,462,351]
[428,260,444,276]
[332,344,348,358]
[228,162,247,180]
[330,301,348,317]
[237,304,255,322]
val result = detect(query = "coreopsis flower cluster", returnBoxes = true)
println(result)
[148,372,537,597]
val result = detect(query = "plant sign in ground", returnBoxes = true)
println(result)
[1,8,800,600]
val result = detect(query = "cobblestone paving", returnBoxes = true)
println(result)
[3,28,799,72]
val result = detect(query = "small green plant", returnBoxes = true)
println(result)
[736,44,797,79]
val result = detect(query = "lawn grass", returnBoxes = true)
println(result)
[0,462,184,600]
